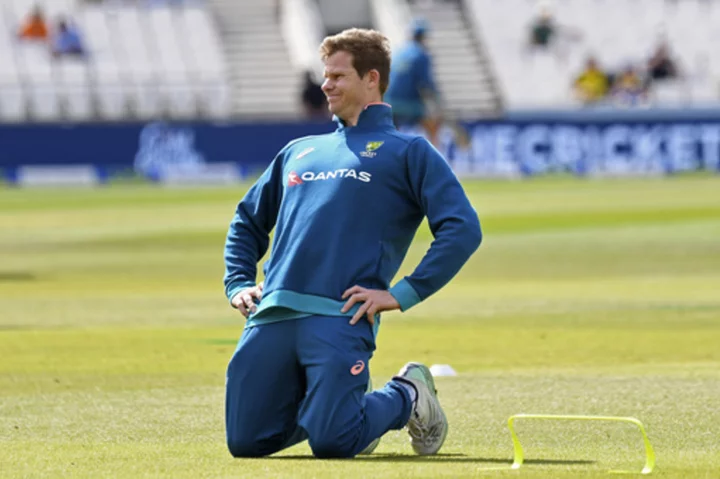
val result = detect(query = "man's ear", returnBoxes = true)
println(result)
[366,69,380,90]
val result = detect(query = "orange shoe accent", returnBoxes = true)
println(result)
[350,360,365,375]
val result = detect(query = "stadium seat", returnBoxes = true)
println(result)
[15,44,60,120]
[58,59,92,120]
[0,9,27,120]
[105,6,157,118]
[180,6,230,118]
[94,63,127,120]
[29,84,60,120]
[0,58,26,121]
[79,6,126,120]
[146,7,196,118]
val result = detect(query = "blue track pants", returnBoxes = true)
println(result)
[225,315,414,458]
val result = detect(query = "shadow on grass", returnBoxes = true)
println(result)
[268,453,594,465]
[0,325,35,331]
[0,271,36,282]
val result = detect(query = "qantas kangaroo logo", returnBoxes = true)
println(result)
[287,171,304,187]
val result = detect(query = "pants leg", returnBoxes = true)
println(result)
[296,315,413,458]
[225,320,308,457]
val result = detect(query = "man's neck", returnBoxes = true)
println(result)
[340,107,363,127]
[340,97,383,127]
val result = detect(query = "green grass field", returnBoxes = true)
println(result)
[1,176,719,478]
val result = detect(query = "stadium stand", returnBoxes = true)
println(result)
[469,0,720,109]
[212,0,300,118]
[3,0,720,123]
[1,0,718,186]
[0,0,230,122]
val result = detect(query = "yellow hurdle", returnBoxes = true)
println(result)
[507,414,656,475]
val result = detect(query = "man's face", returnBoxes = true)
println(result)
[321,51,367,119]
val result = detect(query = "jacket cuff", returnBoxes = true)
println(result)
[389,279,422,312]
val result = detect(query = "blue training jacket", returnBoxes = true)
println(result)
[224,104,481,327]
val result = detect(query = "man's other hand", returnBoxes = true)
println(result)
[231,283,264,318]
[341,285,400,325]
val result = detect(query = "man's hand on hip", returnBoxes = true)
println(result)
[341,285,400,325]
[231,282,264,318]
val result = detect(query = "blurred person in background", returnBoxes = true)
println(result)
[384,19,442,147]
[573,56,609,105]
[301,70,329,120]
[17,6,49,42]
[648,41,680,82]
[526,1,582,62]
[528,5,556,50]
[611,64,648,107]
[51,18,86,58]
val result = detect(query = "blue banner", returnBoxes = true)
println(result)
[445,121,720,176]
[1,112,719,182]
[0,120,335,180]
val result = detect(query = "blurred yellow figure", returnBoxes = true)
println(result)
[573,56,609,105]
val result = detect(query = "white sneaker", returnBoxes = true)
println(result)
[358,377,381,455]
[394,362,448,455]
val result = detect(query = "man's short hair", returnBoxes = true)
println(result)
[319,28,391,95]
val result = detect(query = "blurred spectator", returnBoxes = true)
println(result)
[528,6,556,49]
[51,19,86,58]
[17,6,49,42]
[573,56,609,105]
[301,70,329,120]
[525,3,581,62]
[384,18,442,146]
[648,42,680,82]
[611,65,648,107]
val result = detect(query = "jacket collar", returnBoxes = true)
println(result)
[334,103,395,131]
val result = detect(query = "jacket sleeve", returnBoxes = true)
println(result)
[389,138,482,311]
[223,152,285,303]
